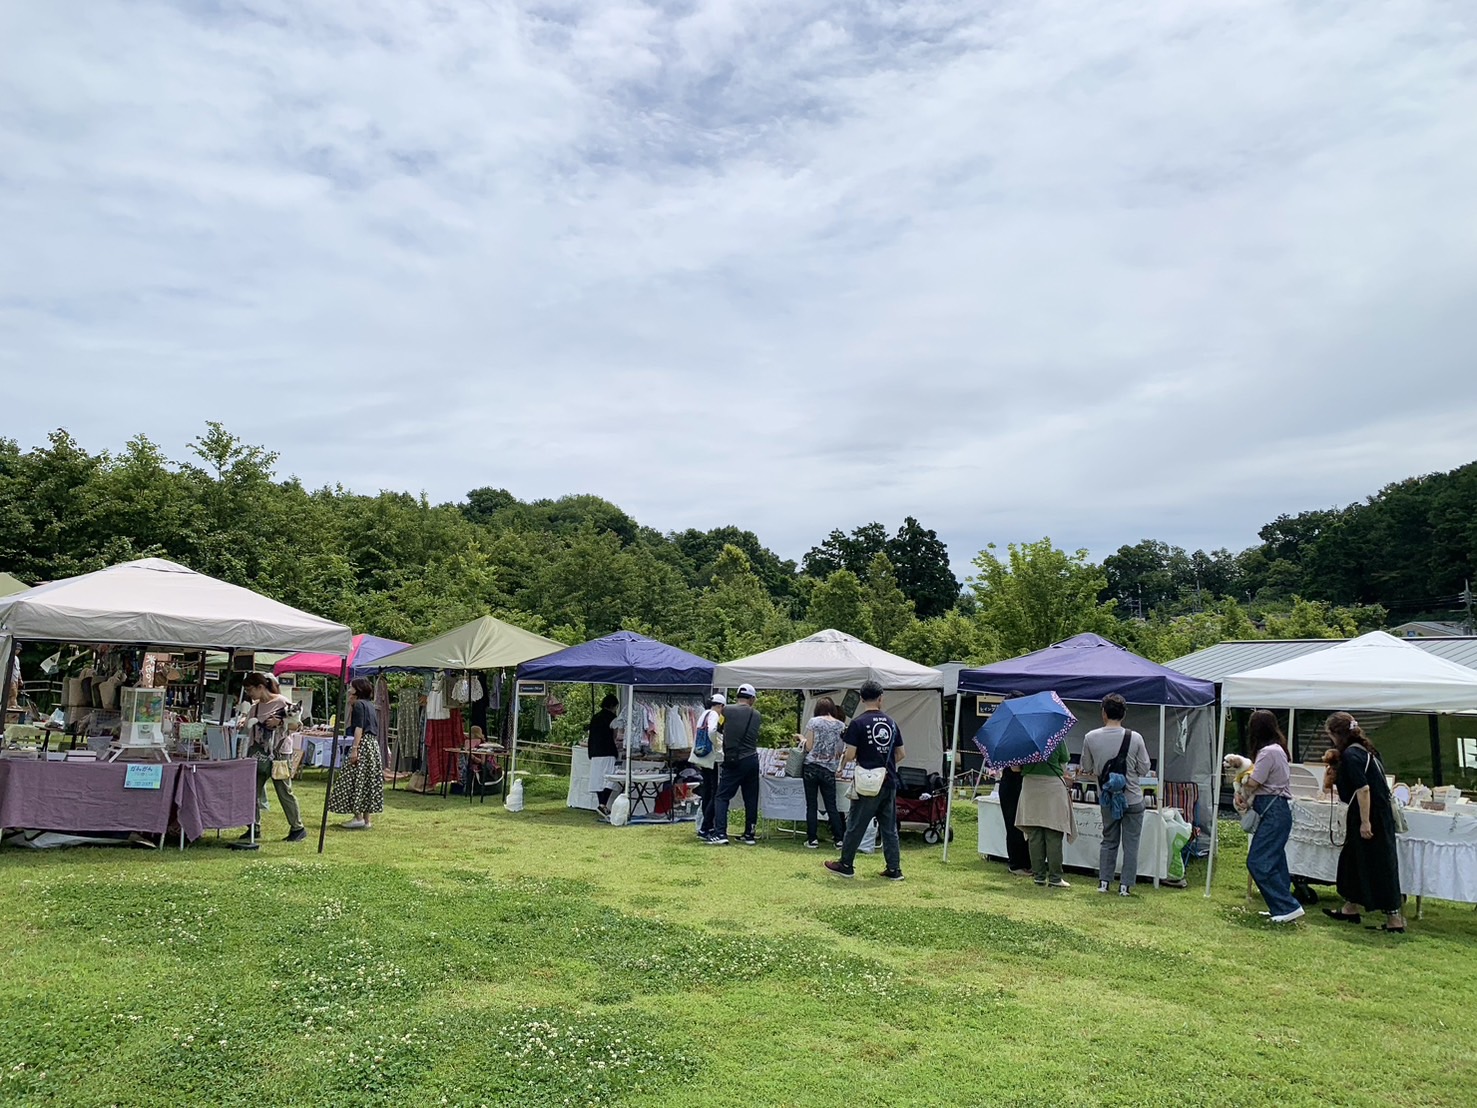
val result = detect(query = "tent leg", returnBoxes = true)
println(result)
[1287,708,1296,763]
[318,658,349,854]
[942,695,962,863]
[624,685,635,821]
[1204,703,1229,897]
[1429,715,1443,787]
[509,690,522,782]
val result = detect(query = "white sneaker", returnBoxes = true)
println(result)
[1271,906,1305,924]
[342,818,367,830]
[1097,881,1111,894]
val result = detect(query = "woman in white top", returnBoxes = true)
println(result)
[798,697,848,848]
[692,692,725,839]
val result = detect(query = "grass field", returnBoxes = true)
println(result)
[1,774,1474,1107]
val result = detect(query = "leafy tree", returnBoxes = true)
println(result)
[885,516,959,618]
[891,611,1000,667]
[806,569,874,641]
[692,546,791,660]
[801,523,888,579]
[862,553,916,650]
[969,538,1118,656]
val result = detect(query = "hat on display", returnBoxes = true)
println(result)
[737,683,757,698]
[709,691,727,705]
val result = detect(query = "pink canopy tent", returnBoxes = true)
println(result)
[273,633,410,680]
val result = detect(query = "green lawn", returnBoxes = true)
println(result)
[1,775,1474,1107]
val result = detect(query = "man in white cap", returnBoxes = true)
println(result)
[691,691,726,839]
[707,684,762,845]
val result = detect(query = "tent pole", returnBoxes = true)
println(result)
[942,692,962,863]
[509,680,522,783]
[1287,708,1296,763]
[1204,702,1229,896]
[318,656,349,854]
[1429,714,1443,787]
[0,636,15,726]
[1157,704,1166,810]
[625,684,635,816]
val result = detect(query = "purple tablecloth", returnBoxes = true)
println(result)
[0,759,257,840]
[175,761,257,840]
[0,760,179,834]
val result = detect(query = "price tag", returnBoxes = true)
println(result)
[124,764,164,790]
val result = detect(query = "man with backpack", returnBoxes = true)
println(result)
[1079,693,1153,896]
[706,684,761,845]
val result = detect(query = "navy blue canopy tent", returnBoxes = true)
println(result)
[943,634,1215,862]
[957,633,1215,706]
[511,632,716,801]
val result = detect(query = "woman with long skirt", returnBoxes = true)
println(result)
[329,677,385,831]
[1322,712,1404,933]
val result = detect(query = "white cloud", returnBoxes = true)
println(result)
[2,0,1476,574]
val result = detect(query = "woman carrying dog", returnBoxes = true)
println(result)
[1235,710,1302,923]
[1323,712,1405,932]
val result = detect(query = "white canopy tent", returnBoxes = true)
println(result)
[0,558,352,655]
[0,558,353,853]
[713,630,945,771]
[1206,631,1477,893]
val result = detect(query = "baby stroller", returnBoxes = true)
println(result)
[894,767,952,844]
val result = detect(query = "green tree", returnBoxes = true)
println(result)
[862,553,916,650]
[969,538,1117,656]
[805,569,874,641]
[885,516,959,618]
[692,545,791,659]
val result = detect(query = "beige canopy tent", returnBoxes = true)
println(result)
[713,629,946,772]
[366,615,565,672]
[0,573,30,598]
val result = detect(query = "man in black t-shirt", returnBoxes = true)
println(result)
[825,680,905,880]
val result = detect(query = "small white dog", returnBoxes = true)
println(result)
[1223,754,1255,809]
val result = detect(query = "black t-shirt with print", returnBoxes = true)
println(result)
[843,709,902,780]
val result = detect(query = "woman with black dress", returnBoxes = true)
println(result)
[1323,712,1405,932]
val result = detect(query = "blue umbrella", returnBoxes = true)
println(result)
[973,691,1076,769]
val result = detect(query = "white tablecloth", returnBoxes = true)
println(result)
[565,747,672,814]
[1278,797,1477,904]
[976,793,1170,880]
[758,773,852,822]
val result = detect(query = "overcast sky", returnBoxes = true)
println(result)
[3,1,1476,577]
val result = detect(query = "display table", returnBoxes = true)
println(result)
[1276,797,1477,910]
[0,758,256,844]
[758,774,852,823]
[299,735,351,769]
[566,747,675,816]
[976,792,1169,883]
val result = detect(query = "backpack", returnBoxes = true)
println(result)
[1099,729,1135,792]
[694,711,714,758]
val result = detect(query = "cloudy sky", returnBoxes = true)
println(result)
[3,0,1476,574]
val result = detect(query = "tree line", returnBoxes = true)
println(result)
[1,425,1472,667]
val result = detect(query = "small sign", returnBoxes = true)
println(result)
[976,694,1004,717]
[1460,737,1477,771]
[124,764,164,790]
[517,681,547,698]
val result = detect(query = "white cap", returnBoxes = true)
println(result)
[709,691,727,705]
[737,683,757,698]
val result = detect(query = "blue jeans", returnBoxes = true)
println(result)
[1246,794,1300,916]
[840,783,901,872]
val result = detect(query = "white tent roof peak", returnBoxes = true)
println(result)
[714,629,944,691]
[0,558,352,655]
[1222,630,1477,713]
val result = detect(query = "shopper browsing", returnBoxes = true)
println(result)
[1079,693,1152,896]
[690,692,726,839]
[825,681,905,881]
[707,684,761,846]
[798,696,848,848]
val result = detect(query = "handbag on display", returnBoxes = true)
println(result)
[784,746,806,777]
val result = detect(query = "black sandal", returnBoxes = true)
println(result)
[1322,908,1362,923]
